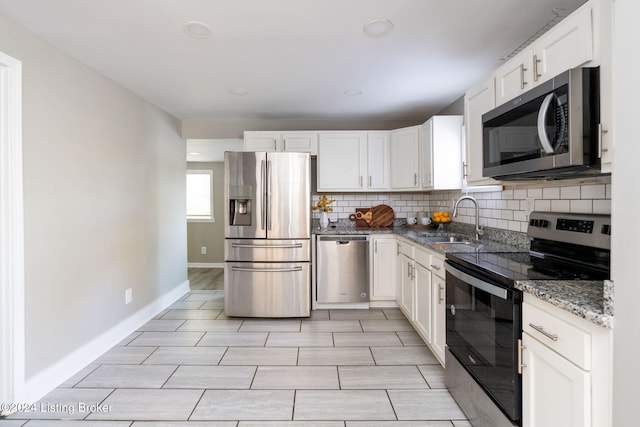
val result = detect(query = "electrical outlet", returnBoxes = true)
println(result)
[200,246,207,255]
[125,288,132,304]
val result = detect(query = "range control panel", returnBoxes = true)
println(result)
[555,218,594,234]
[528,212,611,249]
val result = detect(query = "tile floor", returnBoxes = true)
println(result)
[5,290,471,426]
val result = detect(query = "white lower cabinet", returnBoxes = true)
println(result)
[430,271,446,363]
[413,261,432,343]
[394,237,446,366]
[396,239,414,320]
[521,296,612,427]
[369,235,397,303]
[522,332,590,427]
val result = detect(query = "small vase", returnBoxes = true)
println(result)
[320,211,329,228]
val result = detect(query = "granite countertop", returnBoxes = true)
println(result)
[313,221,613,329]
[515,280,614,329]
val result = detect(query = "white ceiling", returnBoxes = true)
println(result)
[0,0,587,122]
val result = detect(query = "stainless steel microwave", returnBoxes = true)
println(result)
[482,67,601,180]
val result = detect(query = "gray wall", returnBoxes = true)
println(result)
[0,12,187,381]
[437,96,464,115]
[187,161,225,264]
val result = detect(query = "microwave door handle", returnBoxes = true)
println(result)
[537,93,556,155]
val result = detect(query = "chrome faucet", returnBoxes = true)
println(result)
[453,195,484,240]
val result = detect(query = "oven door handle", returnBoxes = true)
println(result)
[444,261,508,300]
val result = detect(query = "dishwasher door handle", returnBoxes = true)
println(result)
[336,241,351,245]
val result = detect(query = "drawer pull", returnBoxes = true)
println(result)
[231,243,303,249]
[430,264,441,270]
[529,323,558,341]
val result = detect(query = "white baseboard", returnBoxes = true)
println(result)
[24,280,190,403]
[188,262,224,268]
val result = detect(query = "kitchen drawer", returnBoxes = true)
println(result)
[523,301,592,370]
[429,254,445,278]
[414,246,430,268]
[397,239,414,258]
[225,239,310,262]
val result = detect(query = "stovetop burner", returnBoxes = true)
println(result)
[446,212,611,287]
[446,250,609,287]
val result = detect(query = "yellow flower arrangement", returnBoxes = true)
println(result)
[311,195,336,212]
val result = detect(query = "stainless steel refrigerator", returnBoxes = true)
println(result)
[224,151,311,317]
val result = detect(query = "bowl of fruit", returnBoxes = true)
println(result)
[432,211,452,225]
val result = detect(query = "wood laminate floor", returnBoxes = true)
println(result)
[189,268,224,291]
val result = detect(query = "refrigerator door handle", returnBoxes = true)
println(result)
[231,243,303,249]
[267,160,272,231]
[231,266,303,273]
[260,160,266,230]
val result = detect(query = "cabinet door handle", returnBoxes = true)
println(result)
[407,263,412,279]
[283,138,286,151]
[520,63,528,89]
[529,323,558,341]
[414,173,418,185]
[438,284,444,303]
[360,176,363,187]
[397,243,400,255]
[598,123,609,157]
[518,339,527,374]
[533,54,541,82]
[462,162,468,179]
[374,240,378,253]
[369,175,372,187]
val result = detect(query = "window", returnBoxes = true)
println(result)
[186,170,214,221]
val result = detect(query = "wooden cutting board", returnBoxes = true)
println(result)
[349,208,371,227]
[370,204,395,227]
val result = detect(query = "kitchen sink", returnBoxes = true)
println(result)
[433,236,473,244]
[419,234,482,250]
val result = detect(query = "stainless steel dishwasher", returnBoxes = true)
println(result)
[316,235,369,303]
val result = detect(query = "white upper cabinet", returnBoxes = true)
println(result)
[244,131,318,154]
[244,131,280,152]
[494,2,595,108]
[463,78,500,186]
[421,116,463,190]
[390,125,421,190]
[316,131,390,192]
[317,132,366,191]
[533,4,593,86]
[366,132,391,190]
[494,49,535,106]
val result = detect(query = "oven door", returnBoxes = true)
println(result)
[445,260,522,422]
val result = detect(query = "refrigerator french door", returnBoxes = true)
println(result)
[224,151,311,317]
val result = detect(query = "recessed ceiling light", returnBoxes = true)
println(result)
[183,21,211,39]
[228,88,249,96]
[344,89,363,96]
[188,152,201,156]
[363,18,394,38]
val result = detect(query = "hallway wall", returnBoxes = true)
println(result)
[0,11,187,397]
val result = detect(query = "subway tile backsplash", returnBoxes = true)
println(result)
[313,180,611,233]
